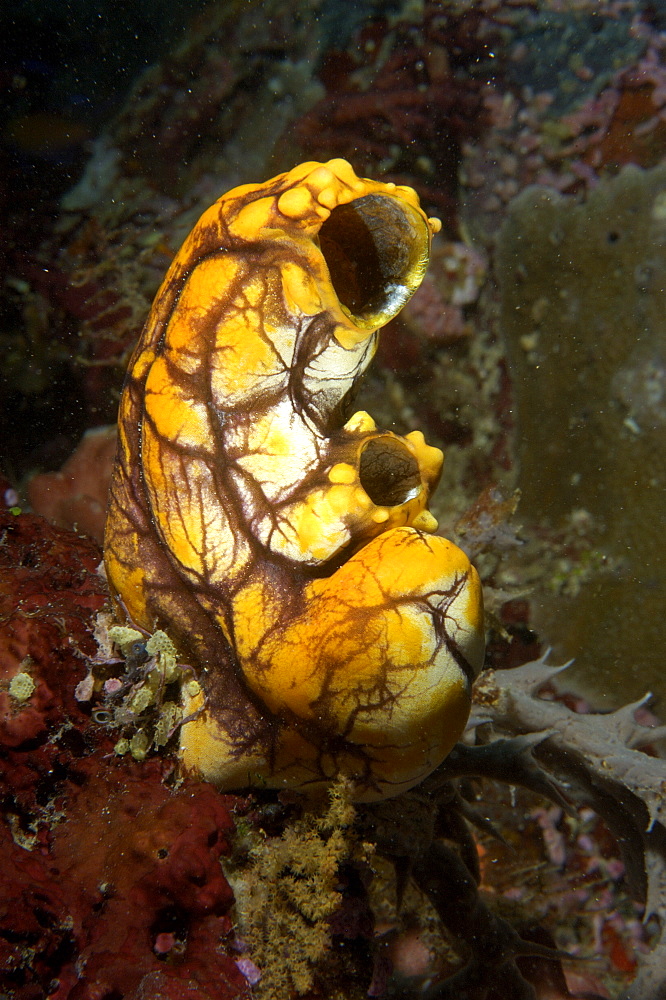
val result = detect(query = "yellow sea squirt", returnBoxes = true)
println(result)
[103,158,485,800]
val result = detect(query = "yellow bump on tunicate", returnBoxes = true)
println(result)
[9,671,35,702]
[277,186,316,220]
[344,411,377,434]
[429,216,443,234]
[308,165,335,191]
[412,510,439,532]
[328,463,357,485]
[322,158,363,192]
[372,509,390,524]
[353,487,374,510]
[405,429,426,447]
[405,430,444,483]
[229,196,276,239]
[317,186,338,209]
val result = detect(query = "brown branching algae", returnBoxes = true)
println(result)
[104,159,485,800]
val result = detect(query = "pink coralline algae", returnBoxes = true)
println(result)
[0,508,249,1000]
[27,425,118,544]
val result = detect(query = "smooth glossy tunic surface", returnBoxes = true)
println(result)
[104,159,485,799]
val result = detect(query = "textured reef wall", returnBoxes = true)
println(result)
[497,164,666,705]
[6,3,666,993]
[0,504,251,1000]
